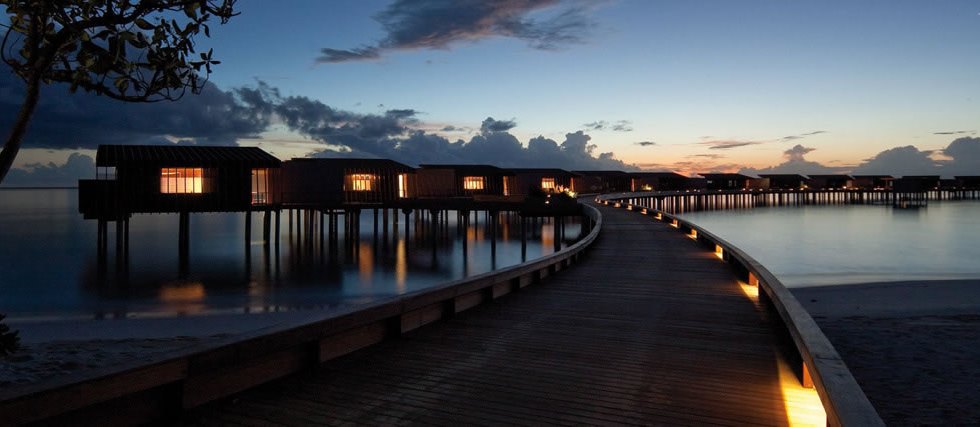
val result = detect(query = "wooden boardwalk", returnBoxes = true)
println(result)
[185,203,796,425]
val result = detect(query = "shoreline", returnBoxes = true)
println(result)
[792,280,980,425]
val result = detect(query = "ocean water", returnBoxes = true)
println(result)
[677,201,980,287]
[0,189,581,319]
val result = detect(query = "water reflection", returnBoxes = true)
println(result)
[678,202,980,287]
[0,189,584,319]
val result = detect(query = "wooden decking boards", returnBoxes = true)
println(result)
[185,203,792,426]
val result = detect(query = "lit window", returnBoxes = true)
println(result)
[160,168,204,194]
[541,178,556,190]
[251,168,269,204]
[347,174,375,191]
[463,176,485,190]
[398,174,408,198]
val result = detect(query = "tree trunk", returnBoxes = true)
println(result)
[0,75,42,184]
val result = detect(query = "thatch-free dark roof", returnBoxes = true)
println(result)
[629,171,688,179]
[698,173,753,180]
[287,157,415,173]
[418,164,515,176]
[509,168,580,177]
[96,144,281,168]
[572,170,630,177]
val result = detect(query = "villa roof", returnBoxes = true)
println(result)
[96,144,281,168]
[418,164,515,176]
[287,157,415,173]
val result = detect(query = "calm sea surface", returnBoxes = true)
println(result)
[0,189,581,320]
[678,201,980,287]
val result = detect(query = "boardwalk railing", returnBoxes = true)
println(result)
[0,207,602,425]
[598,194,883,427]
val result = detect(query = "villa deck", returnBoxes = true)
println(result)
[185,202,804,425]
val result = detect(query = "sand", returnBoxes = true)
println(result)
[0,309,339,389]
[792,280,980,426]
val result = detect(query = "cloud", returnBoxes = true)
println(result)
[582,119,632,132]
[703,140,763,150]
[934,130,975,135]
[942,137,980,175]
[851,145,939,176]
[1,153,94,187]
[611,120,633,132]
[634,141,656,147]
[780,130,827,142]
[0,69,273,149]
[784,144,816,162]
[317,0,599,63]
[740,144,845,176]
[690,154,724,159]
[480,117,517,133]
[582,120,606,130]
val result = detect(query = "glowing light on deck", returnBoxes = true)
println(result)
[776,354,827,426]
[714,244,724,259]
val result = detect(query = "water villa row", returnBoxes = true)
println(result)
[78,145,980,222]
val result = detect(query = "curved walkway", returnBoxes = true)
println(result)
[186,203,797,425]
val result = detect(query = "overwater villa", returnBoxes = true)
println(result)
[507,168,578,196]
[415,164,514,199]
[758,174,808,190]
[698,173,753,190]
[627,172,688,192]
[570,170,630,194]
[955,176,980,189]
[807,174,854,190]
[78,144,282,220]
[852,175,893,190]
[281,158,414,206]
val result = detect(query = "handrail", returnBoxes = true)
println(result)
[0,206,602,425]
[596,193,883,427]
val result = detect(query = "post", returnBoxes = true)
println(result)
[244,209,252,249]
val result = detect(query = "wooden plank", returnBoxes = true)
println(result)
[318,321,387,363]
[186,202,806,426]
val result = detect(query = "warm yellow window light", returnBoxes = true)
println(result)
[347,174,375,191]
[541,177,556,190]
[251,168,269,204]
[397,174,408,198]
[160,168,204,194]
[463,176,485,190]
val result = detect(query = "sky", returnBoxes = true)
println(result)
[2,0,980,186]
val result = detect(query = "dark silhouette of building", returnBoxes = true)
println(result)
[415,164,514,198]
[807,174,854,189]
[628,172,689,192]
[508,168,578,195]
[698,173,753,190]
[852,175,893,190]
[571,170,631,193]
[758,174,808,190]
[79,144,281,219]
[281,158,415,207]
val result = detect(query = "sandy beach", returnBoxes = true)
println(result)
[0,309,339,388]
[793,279,980,426]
